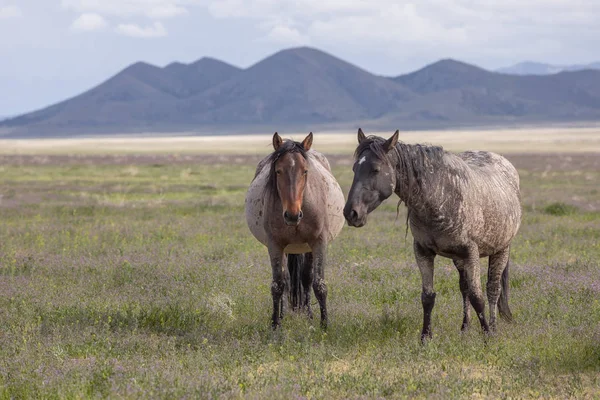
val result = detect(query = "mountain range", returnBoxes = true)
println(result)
[2,47,600,137]
[497,61,600,75]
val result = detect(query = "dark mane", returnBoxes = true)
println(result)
[355,135,446,205]
[264,139,308,200]
[356,135,445,177]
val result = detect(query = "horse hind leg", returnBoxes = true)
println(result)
[498,256,513,322]
[463,250,490,334]
[286,253,303,311]
[453,259,471,332]
[487,247,511,332]
[301,252,314,319]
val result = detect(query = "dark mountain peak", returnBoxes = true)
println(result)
[158,56,242,96]
[255,46,346,66]
[247,46,373,82]
[275,46,329,57]
[163,57,241,79]
[122,61,161,76]
[417,58,489,75]
[192,56,223,64]
[164,61,187,70]
[186,58,243,89]
[394,58,495,94]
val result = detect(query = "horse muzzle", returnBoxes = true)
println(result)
[283,210,303,226]
[343,207,367,227]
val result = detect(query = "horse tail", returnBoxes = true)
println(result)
[287,253,307,310]
[498,256,513,322]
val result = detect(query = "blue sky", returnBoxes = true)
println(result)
[1,0,599,116]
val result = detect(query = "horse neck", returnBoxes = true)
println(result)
[388,143,445,211]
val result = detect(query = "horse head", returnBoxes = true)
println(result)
[344,128,399,227]
[272,132,313,226]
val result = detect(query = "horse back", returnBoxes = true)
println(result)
[458,151,519,191]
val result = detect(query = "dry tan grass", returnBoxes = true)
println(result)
[1,126,599,155]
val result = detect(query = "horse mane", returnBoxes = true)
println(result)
[355,135,447,229]
[355,135,446,189]
[263,139,309,200]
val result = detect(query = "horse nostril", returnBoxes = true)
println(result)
[283,211,290,220]
[298,210,303,219]
[350,209,358,221]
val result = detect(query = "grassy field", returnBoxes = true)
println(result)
[1,132,599,398]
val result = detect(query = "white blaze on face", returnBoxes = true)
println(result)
[290,159,295,167]
[358,156,367,165]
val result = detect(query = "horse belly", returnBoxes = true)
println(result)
[284,243,312,254]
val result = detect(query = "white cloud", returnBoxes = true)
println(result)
[70,13,108,31]
[263,24,309,46]
[61,0,192,19]
[197,0,600,66]
[52,0,600,68]
[146,4,187,18]
[115,21,167,38]
[0,5,21,19]
[309,4,468,47]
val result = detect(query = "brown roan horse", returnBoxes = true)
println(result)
[245,132,345,329]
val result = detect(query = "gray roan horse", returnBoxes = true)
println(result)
[245,133,345,329]
[344,129,521,341]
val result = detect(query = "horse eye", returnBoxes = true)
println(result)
[303,170,308,175]
[373,167,381,173]
[276,170,282,175]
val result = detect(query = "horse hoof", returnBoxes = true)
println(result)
[420,332,433,344]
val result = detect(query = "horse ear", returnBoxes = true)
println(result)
[383,130,399,153]
[302,132,313,151]
[272,132,283,150]
[358,128,366,144]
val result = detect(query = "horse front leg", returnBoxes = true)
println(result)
[267,243,285,329]
[414,241,436,343]
[310,240,328,329]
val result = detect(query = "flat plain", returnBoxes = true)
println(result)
[1,128,599,398]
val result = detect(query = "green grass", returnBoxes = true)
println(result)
[1,155,599,398]
[543,202,580,216]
